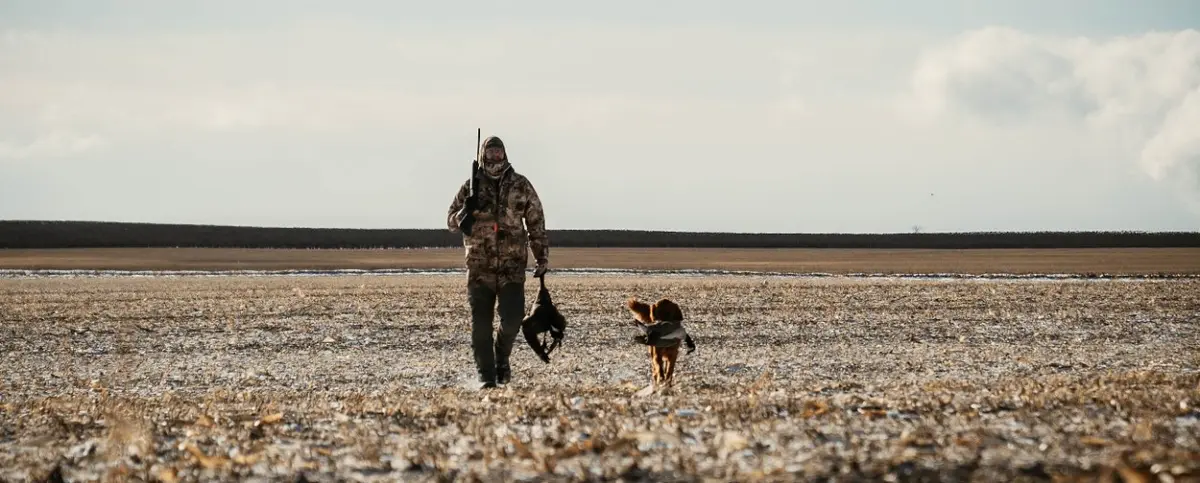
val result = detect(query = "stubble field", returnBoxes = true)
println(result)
[1,248,1199,482]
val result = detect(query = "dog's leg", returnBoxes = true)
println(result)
[659,348,669,388]
[662,345,679,388]
[656,347,670,389]
[660,355,671,389]
[660,348,669,388]
[649,346,660,388]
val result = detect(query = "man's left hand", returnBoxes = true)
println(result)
[534,261,548,277]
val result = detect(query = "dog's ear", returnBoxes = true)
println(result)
[626,298,653,324]
[651,298,683,322]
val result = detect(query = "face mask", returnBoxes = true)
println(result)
[482,159,507,176]
[481,147,509,177]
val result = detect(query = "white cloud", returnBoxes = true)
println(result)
[0,131,106,161]
[904,26,1200,206]
[1141,85,1200,192]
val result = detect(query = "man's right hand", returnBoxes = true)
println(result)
[456,196,478,233]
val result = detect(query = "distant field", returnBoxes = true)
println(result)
[1,246,1200,274]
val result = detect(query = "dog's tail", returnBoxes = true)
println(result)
[626,298,653,324]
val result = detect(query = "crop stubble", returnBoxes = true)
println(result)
[1,274,1198,482]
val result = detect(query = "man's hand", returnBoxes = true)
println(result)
[456,196,478,233]
[534,260,548,277]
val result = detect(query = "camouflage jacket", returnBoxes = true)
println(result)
[447,165,549,289]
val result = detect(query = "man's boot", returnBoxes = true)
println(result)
[494,282,525,386]
[473,331,498,388]
[494,338,512,385]
[468,283,498,389]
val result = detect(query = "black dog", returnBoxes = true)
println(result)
[521,273,567,363]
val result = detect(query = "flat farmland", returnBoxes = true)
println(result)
[1,268,1198,481]
[1,246,1199,274]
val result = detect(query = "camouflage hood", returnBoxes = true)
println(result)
[479,135,512,179]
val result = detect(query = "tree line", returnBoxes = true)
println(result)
[2,221,1198,249]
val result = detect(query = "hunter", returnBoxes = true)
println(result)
[447,135,550,389]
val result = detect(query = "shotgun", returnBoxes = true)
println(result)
[456,128,482,233]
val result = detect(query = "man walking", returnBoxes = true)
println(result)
[447,135,549,389]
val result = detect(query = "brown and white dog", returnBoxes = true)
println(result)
[626,297,696,390]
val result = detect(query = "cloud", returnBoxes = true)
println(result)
[0,131,106,161]
[904,26,1200,205]
[1140,85,1200,193]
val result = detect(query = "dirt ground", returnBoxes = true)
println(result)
[1,273,1198,482]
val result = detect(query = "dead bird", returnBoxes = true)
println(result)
[521,273,567,363]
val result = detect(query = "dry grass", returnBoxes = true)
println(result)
[2,246,1200,274]
[1,273,1198,481]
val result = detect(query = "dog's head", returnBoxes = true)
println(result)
[522,275,567,363]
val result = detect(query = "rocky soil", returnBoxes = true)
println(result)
[1,273,1198,482]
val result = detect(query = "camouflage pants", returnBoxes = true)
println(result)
[467,281,525,383]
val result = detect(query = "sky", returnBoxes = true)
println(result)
[2,0,1199,233]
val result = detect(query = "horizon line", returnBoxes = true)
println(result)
[2,219,1198,236]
